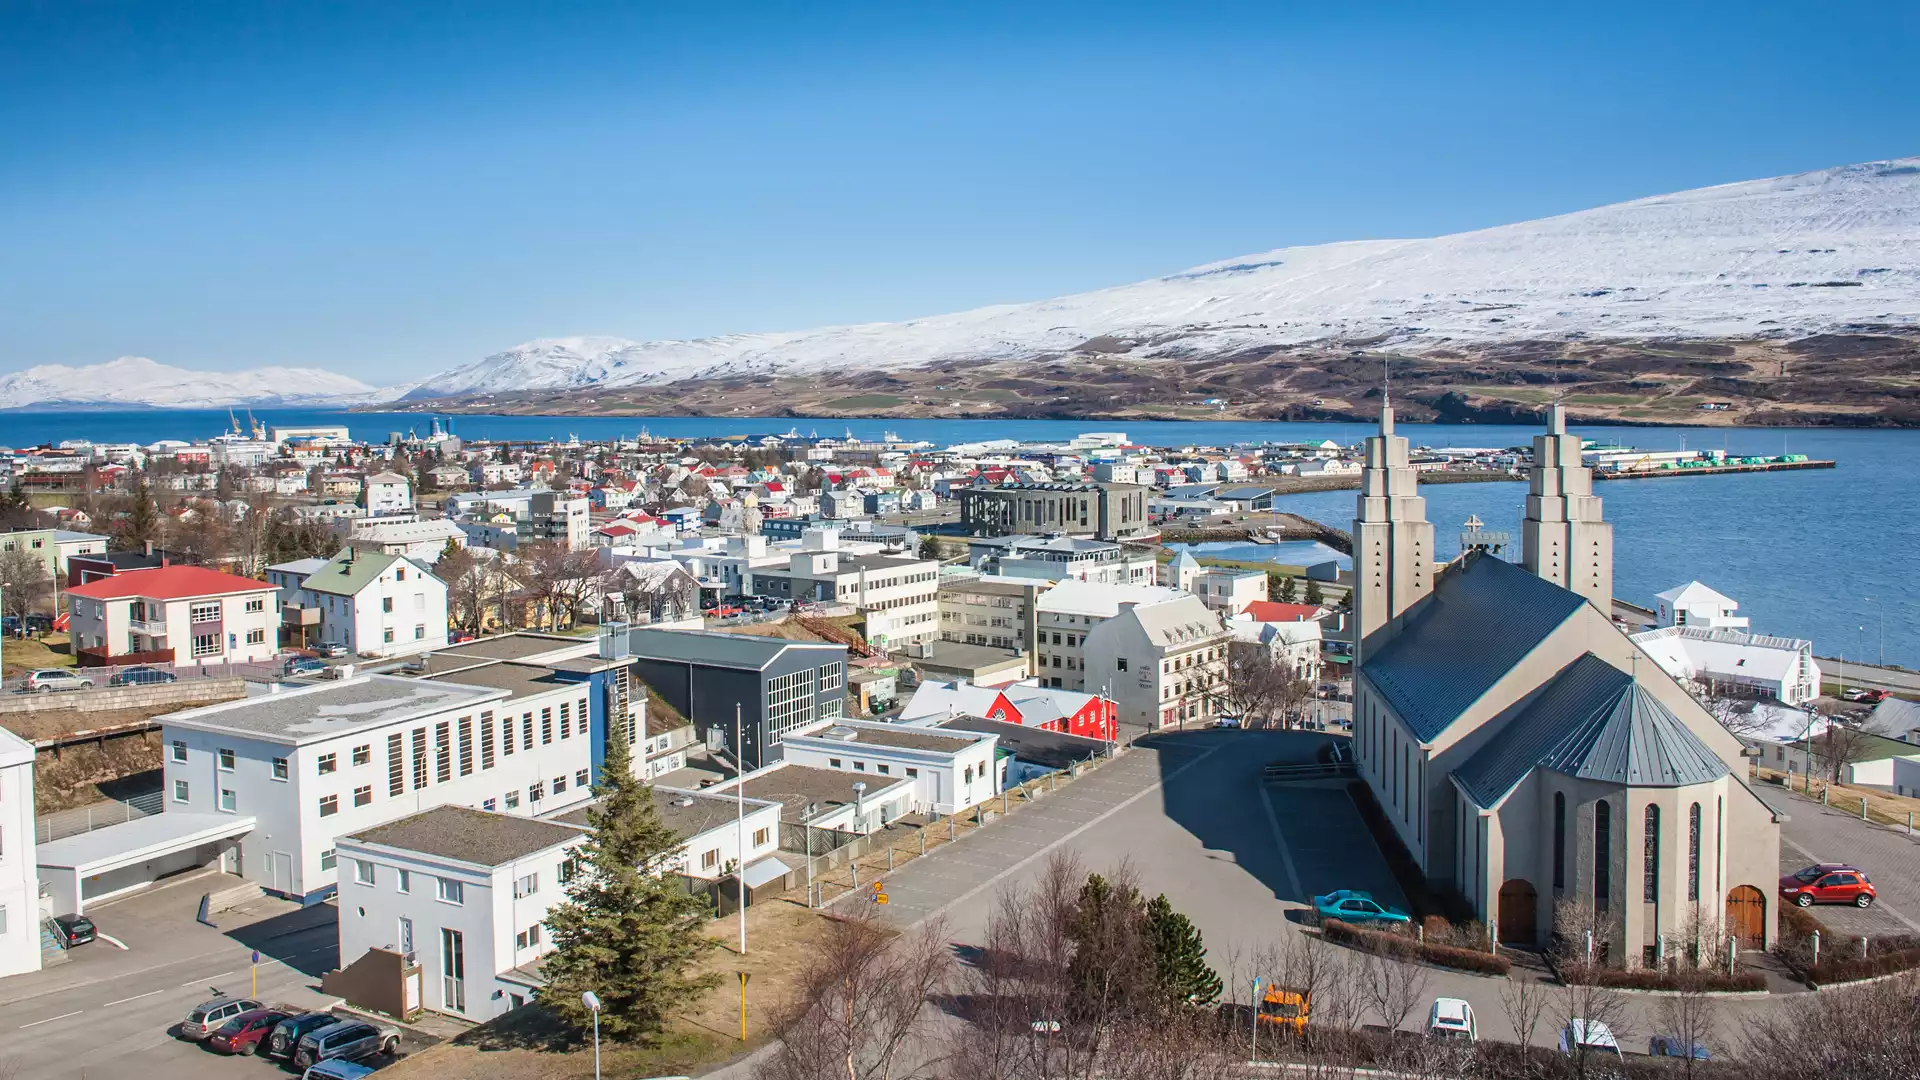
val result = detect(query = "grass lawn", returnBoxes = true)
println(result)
[1,632,75,676]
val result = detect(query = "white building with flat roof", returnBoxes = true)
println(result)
[1654,581,1750,631]
[778,719,999,815]
[1630,625,1822,706]
[0,728,37,977]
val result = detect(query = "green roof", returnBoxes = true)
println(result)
[301,548,402,596]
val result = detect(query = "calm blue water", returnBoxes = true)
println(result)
[2,409,1912,666]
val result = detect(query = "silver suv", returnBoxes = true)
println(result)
[22,670,93,693]
[291,1019,399,1070]
[180,996,262,1040]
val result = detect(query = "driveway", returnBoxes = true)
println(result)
[0,871,435,1080]
[1756,782,1920,938]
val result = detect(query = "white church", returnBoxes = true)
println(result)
[1349,401,1782,964]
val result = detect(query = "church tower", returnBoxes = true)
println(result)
[1352,397,1434,664]
[1523,402,1613,609]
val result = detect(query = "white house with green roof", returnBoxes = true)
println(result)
[280,548,449,658]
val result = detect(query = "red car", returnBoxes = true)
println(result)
[206,1008,292,1055]
[1780,864,1877,908]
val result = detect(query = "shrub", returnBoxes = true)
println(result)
[1321,918,1512,977]
[1803,945,1920,985]
[1556,963,1765,992]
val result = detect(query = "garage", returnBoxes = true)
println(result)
[37,812,255,917]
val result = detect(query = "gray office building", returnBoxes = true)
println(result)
[957,482,1151,541]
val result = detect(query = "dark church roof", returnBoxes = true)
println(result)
[1454,653,1730,809]
[1361,553,1588,743]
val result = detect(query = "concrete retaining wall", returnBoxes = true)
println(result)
[0,678,248,718]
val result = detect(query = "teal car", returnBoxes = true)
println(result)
[1312,889,1410,926]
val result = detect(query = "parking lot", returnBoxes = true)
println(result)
[0,873,436,1079]
[1757,782,1920,939]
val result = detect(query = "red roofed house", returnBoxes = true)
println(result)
[66,565,280,668]
[1240,601,1328,624]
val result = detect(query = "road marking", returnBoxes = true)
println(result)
[1780,834,1920,933]
[1259,781,1307,903]
[20,1010,82,1028]
[102,989,167,1007]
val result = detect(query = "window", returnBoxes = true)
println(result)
[171,740,188,763]
[383,628,395,644]
[502,713,516,756]
[245,597,265,613]
[701,849,719,871]
[1594,801,1612,912]
[320,849,337,871]
[354,785,372,807]
[318,752,337,774]
[753,827,770,847]
[190,602,220,623]
[516,924,542,950]
[192,633,220,657]
[828,757,841,769]
[272,757,289,781]
[217,748,236,772]
[1552,792,1566,890]
[514,873,538,899]
[576,768,589,789]
[389,733,406,796]
[1643,804,1660,903]
[480,712,495,769]
[437,877,464,905]
[560,702,571,740]
[352,743,372,766]
[541,709,553,744]
[818,661,844,691]
[173,779,190,802]
[1117,658,1128,672]
[412,728,429,789]
[877,764,889,775]
[219,788,237,812]
[905,767,918,779]
[553,775,567,794]
[245,628,266,646]
[853,761,865,772]
[765,668,818,742]
[436,722,452,783]
[458,717,474,776]
[1687,802,1702,903]
[506,789,521,809]
[559,858,579,883]
[382,597,394,614]
[529,781,544,802]
[397,869,411,894]
[415,624,426,639]
[483,798,497,811]
[319,794,340,817]
[521,712,533,751]
[395,567,406,582]
[354,860,375,885]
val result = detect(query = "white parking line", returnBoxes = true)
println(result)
[103,989,167,1007]
[1259,782,1307,902]
[20,1010,83,1028]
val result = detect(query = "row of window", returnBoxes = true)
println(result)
[386,697,597,798]
[824,757,919,780]
[476,769,593,813]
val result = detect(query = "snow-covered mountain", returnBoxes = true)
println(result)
[411,158,1920,398]
[0,356,376,410]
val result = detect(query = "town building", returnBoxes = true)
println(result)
[361,471,414,516]
[964,535,1156,585]
[66,565,280,668]
[778,719,999,815]
[1349,401,1781,962]
[1654,581,1749,631]
[715,762,916,835]
[958,482,1152,542]
[272,548,450,657]
[1191,567,1268,615]
[1,527,108,579]
[937,577,1041,654]
[1629,625,1821,706]
[0,727,38,977]
[747,530,939,650]
[1082,593,1230,729]
[348,518,470,563]
[1031,579,1180,694]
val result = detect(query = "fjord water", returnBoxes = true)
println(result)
[4,409,1914,666]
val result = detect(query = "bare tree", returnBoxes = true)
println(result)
[0,548,48,622]
[1739,971,1920,1080]
[1555,979,1631,1080]
[1497,970,1550,1055]
[1359,941,1429,1034]
[1810,715,1876,785]
[763,901,954,1080]
[1653,968,1720,1080]
[1219,643,1312,729]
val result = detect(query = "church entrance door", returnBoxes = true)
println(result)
[1726,885,1766,951]
[1497,880,1538,945]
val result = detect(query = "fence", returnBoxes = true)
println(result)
[38,790,165,845]
[1,654,291,695]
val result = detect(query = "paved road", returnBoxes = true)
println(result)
[1818,657,1920,696]
[0,873,429,1080]
[1757,782,1920,938]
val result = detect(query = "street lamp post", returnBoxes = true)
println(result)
[735,701,747,956]
[581,990,602,1080]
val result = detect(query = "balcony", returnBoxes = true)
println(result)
[282,604,321,628]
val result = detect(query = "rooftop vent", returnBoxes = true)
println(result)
[824,726,859,742]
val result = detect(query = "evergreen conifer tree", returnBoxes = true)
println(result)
[1303,578,1325,605]
[1277,576,1300,603]
[541,719,720,1041]
[1145,894,1222,1007]
[121,472,161,551]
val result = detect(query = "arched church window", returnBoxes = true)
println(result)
[1687,802,1701,902]
[1553,792,1566,890]
[1594,801,1611,912]
[1643,804,1660,903]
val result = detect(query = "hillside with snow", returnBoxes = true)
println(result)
[410,158,1920,398]
[0,357,376,410]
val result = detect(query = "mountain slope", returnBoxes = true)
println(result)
[0,356,376,410]
[411,158,1920,398]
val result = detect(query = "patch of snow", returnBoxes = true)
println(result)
[0,356,376,410]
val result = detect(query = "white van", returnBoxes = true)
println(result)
[1427,997,1476,1041]
[1558,1019,1624,1058]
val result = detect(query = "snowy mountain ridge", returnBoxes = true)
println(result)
[0,356,376,410]
[411,157,1920,399]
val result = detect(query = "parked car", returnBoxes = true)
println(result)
[207,1008,293,1055]
[315,642,350,658]
[1427,997,1476,1041]
[268,1012,342,1060]
[1214,714,1241,729]
[290,1019,399,1071]
[1255,983,1311,1034]
[1649,1034,1712,1060]
[110,665,178,686]
[22,669,93,693]
[1780,863,1877,908]
[284,657,330,677]
[179,996,263,1041]
[302,1061,381,1080]
[1312,889,1410,926]
[1841,687,1888,704]
[49,913,95,947]
[450,631,476,643]
[1558,1019,1623,1059]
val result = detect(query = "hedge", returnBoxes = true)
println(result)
[1556,963,1765,992]
[1803,946,1920,985]
[1321,918,1511,976]
[1774,906,1920,984]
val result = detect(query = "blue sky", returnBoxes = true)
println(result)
[1,1,1914,385]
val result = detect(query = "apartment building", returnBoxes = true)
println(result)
[1191,567,1268,615]
[747,530,938,650]
[937,577,1041,653]
[958,482,1152,541]
[1030,579,1180,693]
[361,471,414,516]
[964,535,1156,585]
[522,491,591,551]
[0,729,37,978]
[1082,593,1230,730]
[550,786,784,884]
[717,762,916,835]
[67,565,280,667]
[334,807,588,1020]
[272,548,450,657]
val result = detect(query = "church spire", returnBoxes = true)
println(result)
[1352,390,1433,664]
[1523,402,1613,608]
